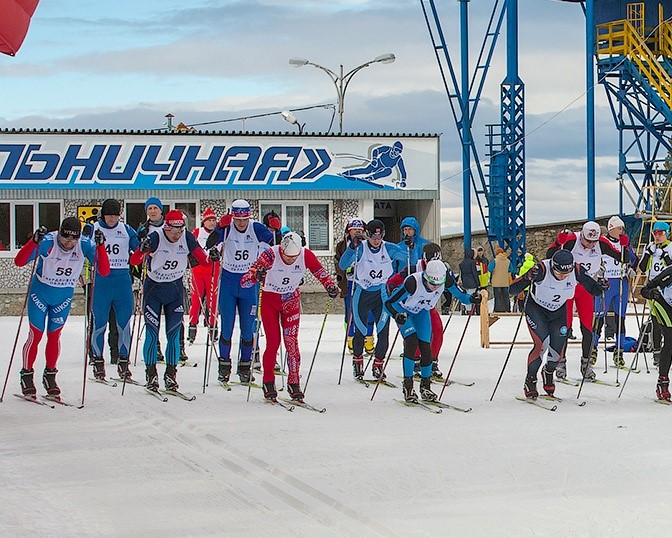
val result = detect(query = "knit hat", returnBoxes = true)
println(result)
[145,197,163,212]
[101,198,121,217]
[164,210,185,228]
[346,218,365,232]
[423,259,447,285]
[230,199,251,219]
[607,216,625,232]
[551,250,574,274]
[201,208,216,224]
[652,221,670,233]
[280,232,302,256]
[365,219,385,237]
[60,216,82,239]
[495,247,504,255]
[581,221,601,241]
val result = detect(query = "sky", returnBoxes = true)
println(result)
[0,0,627,234]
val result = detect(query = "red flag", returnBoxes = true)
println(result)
[0,0,40,56]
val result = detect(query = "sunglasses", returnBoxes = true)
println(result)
[368,233,384,240]
[165,225,185,232]
[60,235,78,243]
[653,229,666,235]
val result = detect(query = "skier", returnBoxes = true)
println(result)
[488,248,514,313]
[338,219,407,381]
[129,210,209,392]
[188,207,218,344]
[241,232,339,401]
[547,221,626,381]
[334,218,375,354]
[458,248,481,314]
[385,259,479,402]
[639,264,672,401]
[509,250,608,399]
[205,199,273,384]
[593,216,638,368]
[262,210,283,245]
[638,221,672,367]
[14,217,110,399]
[90,199,140,382]
[387,242,477,381]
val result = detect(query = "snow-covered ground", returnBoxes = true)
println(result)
[0,311,667,537]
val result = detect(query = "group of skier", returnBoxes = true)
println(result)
[9,198,672,406]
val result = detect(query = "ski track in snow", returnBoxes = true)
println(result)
[0,313,668,536]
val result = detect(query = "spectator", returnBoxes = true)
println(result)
[488,247,514,312]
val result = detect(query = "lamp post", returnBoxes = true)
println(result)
[281,110,305,134]
[289,53,395,134]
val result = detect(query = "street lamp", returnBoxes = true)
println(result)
[281,110,305,134]
[289,53,395,134]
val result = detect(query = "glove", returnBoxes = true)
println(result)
[394,312,408,324]
[627,267,637,280]
[647,243,662,257]
[209,247,220,262]
[326,284,339,299]
[81,223,94,238]
[619,234,629,247]
[557,229,573,244]
[349,233,364,249]
[32,226,47,244]
[403,235,414,248]
[94,229,105,246]
[254,266,267,283]
[137,226,148,241]
[469,292,482,305]
[525,265,540,282]
[218,214,232,228]
[268,215,281,230]
[597,277,610,291]
[139,237,152,253]
[640,284,660,300]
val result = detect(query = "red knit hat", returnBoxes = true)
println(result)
[201,208,216,224]
[164,210,185,228]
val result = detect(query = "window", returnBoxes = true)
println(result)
[124,200,197,231]
[0,201,61,254]
[259,201,333,253]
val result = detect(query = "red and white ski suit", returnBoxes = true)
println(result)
[189,226,219,327]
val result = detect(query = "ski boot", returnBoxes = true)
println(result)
[217,358,231,383]
[347,336,354,355]
[42,368,60,397]
[589,347,598,366]
[164,364,179,391]
[371,358,386,380]
[287,383,304,401]
[542,365,555,396]
[413,361,421,377]
[580,356,596,381]
[524,374,538,399]
[187,325,197,345]
[567,327,576,340]
[656,375,671,401]
[352,355,364,380]
[364,335,375,355]
[613,348,625,368]
[145,364,159,390]
[20,368,36,397]
[237,361,254,384]
[431,360,443,380]
[110,352,119,365]
[117,356,132,380]
[263,381,278,400]
[91,356,106,380]
[252,349,261,371]
[402,377,418,403]
[419,377,438,402]
[179,348,189,367]
[555,360,567,380]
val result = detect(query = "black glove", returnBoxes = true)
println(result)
[525,265,540,282]
[597,277,610,291]
[32,226,47,244]
[469,292,482,304]
[349,234,364,249]
[326,284,339,299]
[641,284,659,300]
[403,235,414,248]
[254,266,267,283]
[137,222,149,241]
[94,229,105,246]
[81,223,94,238]
[139,237,152,253]
[394,312,408,324]
[209,247,220,262]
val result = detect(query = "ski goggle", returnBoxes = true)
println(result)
[367,232,384,240]
[165,224,185,232]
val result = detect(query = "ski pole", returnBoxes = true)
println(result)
[441,297,458,336]
[302,296,332,396]
[203,258,220,393]
[338,282,356,385]
[80,251,99,407]
[489,294,527,401]
[440,302,476,401]
[618,312,653,398]
[247,283,264,402]
[0,254,39,403]
[577,300,604,400]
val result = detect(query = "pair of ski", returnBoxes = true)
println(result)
[515,394,587,411]
[266,397,326,413]
[13,393,80,408]
[558,377,620,387]
[357,378,396,389]
[395,398,472,414]
[409,375,475,387]
[145,386,196,402]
